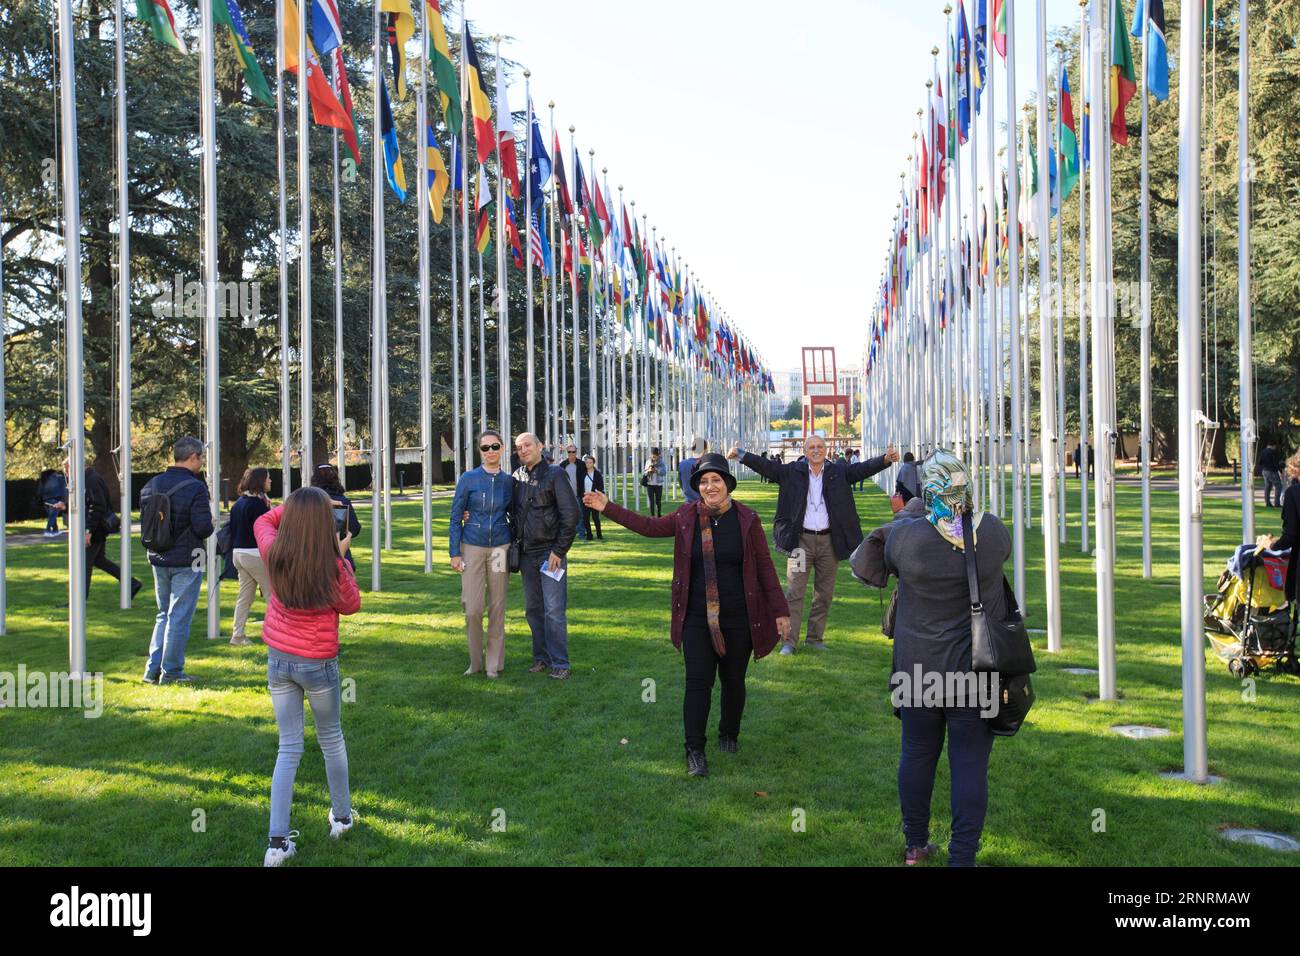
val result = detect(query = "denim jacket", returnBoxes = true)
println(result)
[449,466,514,556]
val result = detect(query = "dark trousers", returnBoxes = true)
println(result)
[86,533,131,597]
[681,617,752,751]
[898,705,994,867]
[45,506,61,532]
[646,484,663,516]
[582,505,603,540]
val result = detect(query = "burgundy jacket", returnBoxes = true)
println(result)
[602,500,790,659]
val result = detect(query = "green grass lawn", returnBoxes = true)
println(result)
[0,477,1297,866]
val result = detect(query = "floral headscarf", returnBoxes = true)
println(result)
[919,449,981,548]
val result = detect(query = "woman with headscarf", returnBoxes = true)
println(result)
[882,449,1012,866]
[583,453,790,778]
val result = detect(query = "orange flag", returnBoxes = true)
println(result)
[282,0,353,132]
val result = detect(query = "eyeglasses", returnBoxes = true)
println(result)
[480,443,502,452]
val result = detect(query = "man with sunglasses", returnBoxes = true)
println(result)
[559,443,587,540]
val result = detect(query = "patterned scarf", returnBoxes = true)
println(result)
[919,449,981,549]
[695,497,733,656]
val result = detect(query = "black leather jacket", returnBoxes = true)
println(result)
[511,460,579,557]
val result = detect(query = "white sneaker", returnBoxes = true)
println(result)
[263,830,299,867]
[328,808,355,839]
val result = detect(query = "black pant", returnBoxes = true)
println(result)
[647,484,663,516]
[86,533,132,597]
[898,705,994,866]
[682,617,752,751]
[582,505,603,539]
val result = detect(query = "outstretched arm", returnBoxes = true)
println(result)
[738,449,782,482]
[595,498,678,538]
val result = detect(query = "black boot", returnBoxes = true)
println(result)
[718,736,738,754]
[686,748,709,777]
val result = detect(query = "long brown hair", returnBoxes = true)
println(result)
[266,487,340,609]
[239,467,270,495]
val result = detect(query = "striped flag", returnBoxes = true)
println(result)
[462,24,494,164]
[426,125,449,223]
[283,0,354,133]
[381,0,415,99]
[214,0,272,105]
[310,0,342,55]
[379,75,407,201]
[425,0,463,133]
[1110,0,1137,145]
[529,210,551,273]
[136,0,187,53]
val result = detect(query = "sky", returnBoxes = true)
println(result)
[471,0,1092,374]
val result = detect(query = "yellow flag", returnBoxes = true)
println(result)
[380,0,415,99]
[427,128,449,224]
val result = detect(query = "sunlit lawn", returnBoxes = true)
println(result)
[0,477,1296,866]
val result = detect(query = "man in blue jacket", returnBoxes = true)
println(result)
[139,436,214,684]
[729,435,897,654]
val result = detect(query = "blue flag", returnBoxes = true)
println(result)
[528,103,552,209]
[957,3,971,142]
[1131,0,1170,102]
[379,76,406,202]
[974,0,988,115]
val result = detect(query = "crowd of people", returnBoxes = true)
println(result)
[32,430,1300,869]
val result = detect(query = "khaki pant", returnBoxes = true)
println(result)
[461,543,509,673]
[232,549,270,640]
[783,532,839,645]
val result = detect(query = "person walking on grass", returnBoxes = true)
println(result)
[228,468,272,646]
[883,450,1010,867]
[449,430,514,678]
[139,436,213,684]
[584,454,790,778]
[581,454,605,541]
[38,467,67,536]
[643,448,667,515]
[512,432,580,680]
[728,434,898,655]
[257,486,361,867]
[59,457,141,606]
[1259,442,1284,509]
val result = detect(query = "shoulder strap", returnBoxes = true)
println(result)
[962,516,982,610]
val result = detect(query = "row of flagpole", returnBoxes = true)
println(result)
[859,0,1251,782]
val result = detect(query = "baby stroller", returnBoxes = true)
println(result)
[1203,544,1299,677]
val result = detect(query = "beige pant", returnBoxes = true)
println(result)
[461,543,509,673]
[232,549,270,639]
[783,531,839,645]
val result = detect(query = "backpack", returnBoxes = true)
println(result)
[140,478,202,553]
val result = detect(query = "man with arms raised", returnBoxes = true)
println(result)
[729,435,898,654]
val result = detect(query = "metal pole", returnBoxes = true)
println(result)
[588,149,598,456]
[1005,0,1025,607]
[1078,0,1090,553]
[115,0,132,609]
[493,36,509,440]
[460,56,472,464]
[525,74,536,435]
[1177,0,1208,783]
[1237,0,1254,541]
[200,0,220,642]
[277,0,291,487]
[570,127,581,448]
[1138,0,1153,578]
[370,0,383,591]
[297,0,312,484]
[332,60,346,490]
[1036,0,1062,654]
[418,0,433,573]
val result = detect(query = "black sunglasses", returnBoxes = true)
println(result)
[479,443,502,452]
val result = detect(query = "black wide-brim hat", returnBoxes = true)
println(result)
[690,452,737,493]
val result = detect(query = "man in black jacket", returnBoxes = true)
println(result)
[512,432,580,680]
[730,435,898,654]
[139,437,214,684]
[63,459,142,602]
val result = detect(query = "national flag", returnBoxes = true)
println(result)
[310,0,341,55]
[1131,0,1169,102]
[381,0,415,99]
[328,46,361,164]
[972,0,987,114]
[956,3,971,144]
[552,130,573,220]
[1110,0,1137,145]
[462,24,494,165]
[425,0,463,133]
[136,0,187,53]
[474,165,492,255]
[932,78,947,211]
[573,148,602,246]
[1058,64,1079,201]
[505,194,524,270]
[379,75,406,201]
[426,125,449,223]
[527,106,551,209]
[283,0,353,132]
[529,210,551,273]
[214,0,272,106]
[593,177,611,241]
[991,0,1006,59]
[495,67,521,198]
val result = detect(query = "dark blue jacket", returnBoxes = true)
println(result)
[228,494,271,550]
[449,466,514,555]
[140,466,214,566]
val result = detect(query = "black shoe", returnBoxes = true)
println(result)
[686,749,709,777]
[718,736,738,754]
[131,578,143,600]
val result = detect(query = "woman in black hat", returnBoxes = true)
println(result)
[584,453,790,777]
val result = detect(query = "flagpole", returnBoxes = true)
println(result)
[1036,0,1062,653]
[199,0,221,641]
[570,127,581,448]
[418,0,433,573]
[1177,0,1208,783]
[1138,0,1153,578]
[986,41,1000,515]
[1054,43,1067,545]
[451,138,462,475]
[297,0,312,486]
[1089,0,1116,699]
[115,0,133,610]
[968,1,982,510]
[370,0,384,591]
[1020,105,1033,535]
[277,0,292,489]
[459,22,472,466]
[1237,0,1254,541]
[478,217,486,434]
[493,36,510,441]
[1004,0,1025,607]
[1078,0,1090,553]
[524,73,536,436]
[588,148,598,457]
[331,58,346,491]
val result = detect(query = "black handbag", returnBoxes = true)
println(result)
[507,483,532,574]
[962,518,1036,736]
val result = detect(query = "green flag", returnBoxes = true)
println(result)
[213,0,273,107]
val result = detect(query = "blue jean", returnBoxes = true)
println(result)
[44,506,61,532]
[898,704,994,866]
[146,565,203,679]
[267,655,351,839]
[1263,469,1284,507]
[520,552,569,668]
